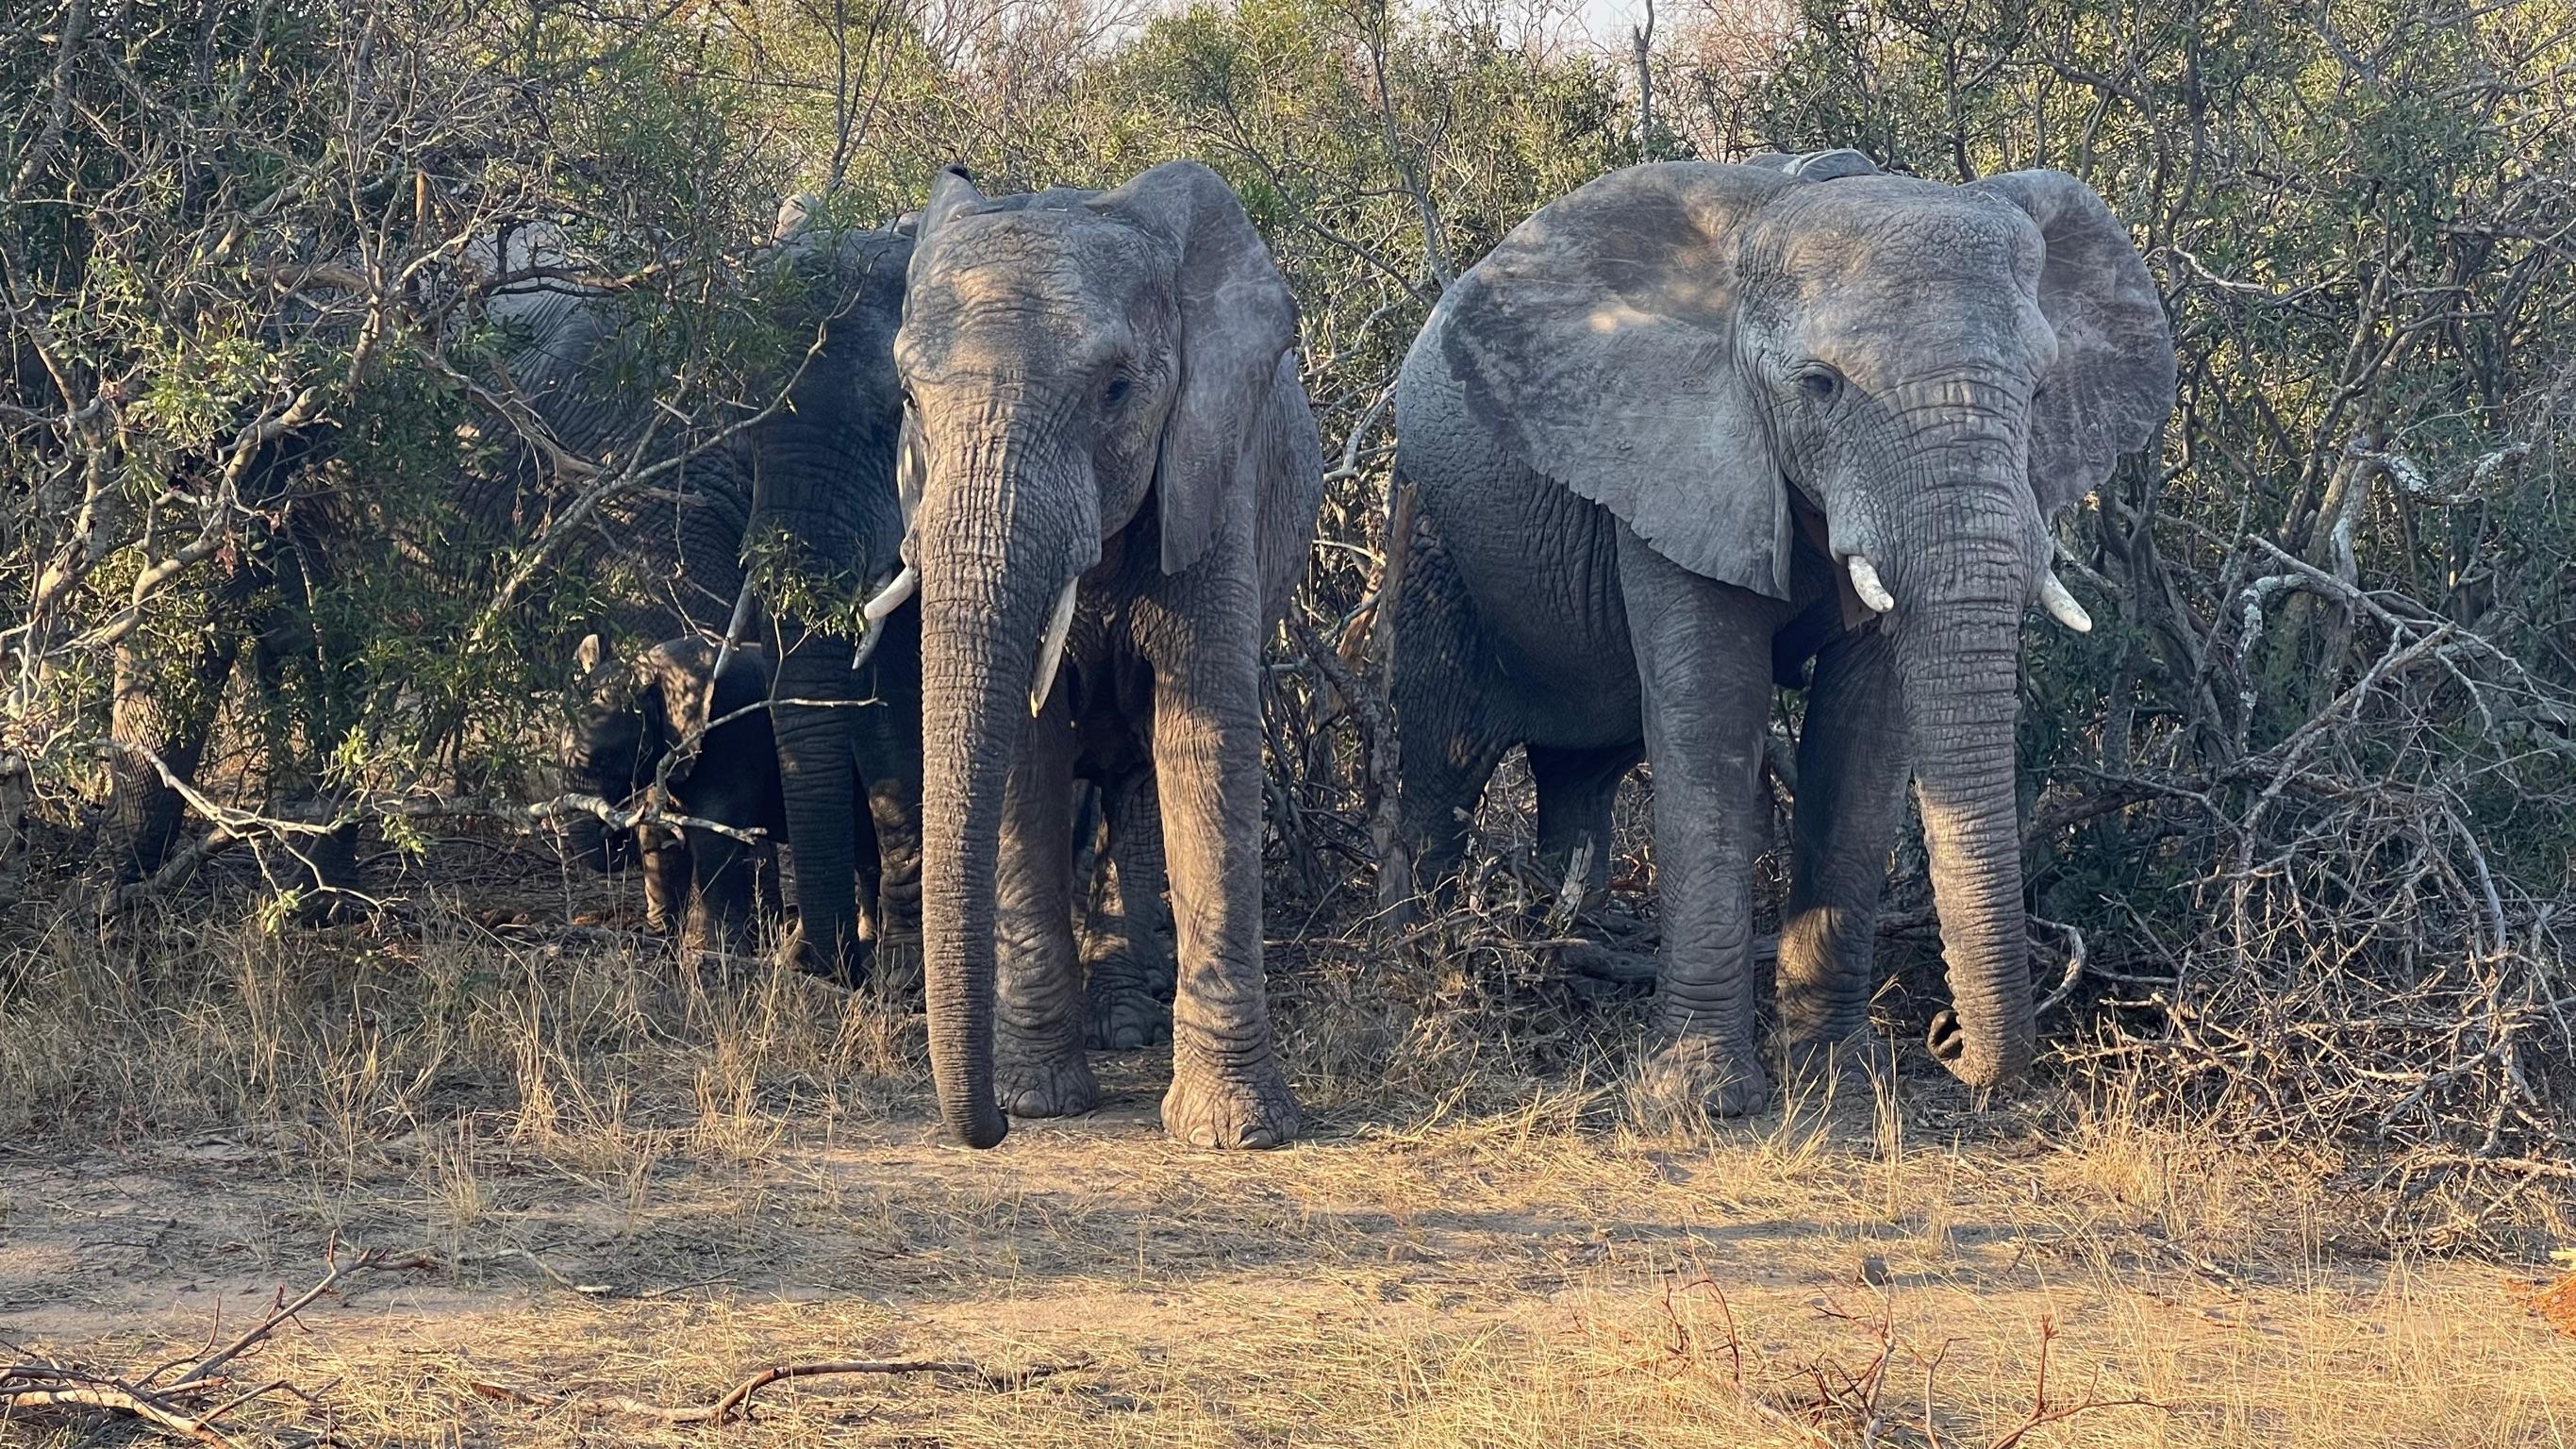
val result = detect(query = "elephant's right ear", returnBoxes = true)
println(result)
[1438,162,1798,600]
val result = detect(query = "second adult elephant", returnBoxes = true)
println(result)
[890,161,1323,1149]
[1387,155,2174,1109]
[474,205,925,982]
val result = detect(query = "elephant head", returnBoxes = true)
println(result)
[890,161,1297,1147]
[563,633,738,861]
[1440,158,2173,1089]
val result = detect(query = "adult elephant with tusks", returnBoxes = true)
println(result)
[1385,150,2175,1111]
[886,161,1322,1149]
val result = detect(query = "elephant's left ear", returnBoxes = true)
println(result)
[640,641,711,778]
[1098,161,1298,575]
[1968,170,2176,519]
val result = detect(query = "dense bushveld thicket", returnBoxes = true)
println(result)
[4,0,2572,1228]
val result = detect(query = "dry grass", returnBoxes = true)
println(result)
[2,858,2572,1447]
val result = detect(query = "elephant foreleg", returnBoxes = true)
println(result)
[1146,586,1300,1150]
[682,825,761,957]
[1084,769,1173,1051]
[1619,528,1787,1117]
[992,691,1097,1119]
[639,824,689,937]
[1777,624,1910,1084]
[854,623,925,985]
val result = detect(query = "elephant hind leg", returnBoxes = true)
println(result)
[1527,741,1642,912]
[1386,515,1514,918]
[1084,769,1172,1052]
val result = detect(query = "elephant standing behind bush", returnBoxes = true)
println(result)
[102,209,925,984]
[1386,153,2175,1110]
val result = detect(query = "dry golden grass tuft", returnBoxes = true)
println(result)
[2,867,2572,1446]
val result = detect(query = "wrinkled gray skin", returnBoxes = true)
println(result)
[566,637,787,952]
[1387,154,2174,1108]
[895,161,1323,1149]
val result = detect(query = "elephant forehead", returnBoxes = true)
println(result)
[1753,186,2042,293]
[902,220,1166,379]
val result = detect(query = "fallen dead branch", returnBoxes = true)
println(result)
[465,1353,1096,1425]
[1647,1272,2163,1448]
[1,1244,387,1443]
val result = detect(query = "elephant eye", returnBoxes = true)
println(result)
[1102,371,1134,408]
[1793,364,1842,405]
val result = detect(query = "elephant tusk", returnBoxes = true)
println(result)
[1846,555,1895,614]
[2038,570,2093,633]
[1029,576,1080,716]
[710,578,757,689]
[861,565,917,625]
[850,566,918,670]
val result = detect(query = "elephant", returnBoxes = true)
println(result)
[1383,151,2175,1110]
[99,205,926,987]
[889,161,1324,1149]
[564,633,786,952]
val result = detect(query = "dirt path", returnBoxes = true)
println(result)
[6,1051,2568,1447]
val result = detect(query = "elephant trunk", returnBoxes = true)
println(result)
[561,674,651,873]
[770,634,867,980]
[912,427,1091,1150]
[1894,585,2034,1089]
[1876,391,2044,1090]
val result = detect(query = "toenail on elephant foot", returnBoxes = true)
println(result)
[1086,978,1170,1051]
[996,1049,1100,1120]
[1161,1063,1301,1149]
[1633,1035,1770,1119]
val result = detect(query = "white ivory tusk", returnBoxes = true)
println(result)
[861,565,917,625]
[1847,555,1895,614]
[710,578,756,688]
[2038,570,2093,633]
[1029,576,1080,716]
[851,566,918,670]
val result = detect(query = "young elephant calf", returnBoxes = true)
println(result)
[563,635,787,957]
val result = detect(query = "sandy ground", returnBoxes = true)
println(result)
[6,1038,2571,1447]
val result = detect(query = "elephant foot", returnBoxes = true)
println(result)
[1161,1060,1300,1149]
[1633,1034,1770,1120]
[1781,1030,1895,1100]
[1085,969,1171,1051]
[871,935,924,1000]
[995,1045,1100,1120]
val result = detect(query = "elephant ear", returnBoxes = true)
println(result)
[1967,170,2176,519]
[639,640,713,784]
[1439,162,1798,599]
[1096,160,1298,575]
